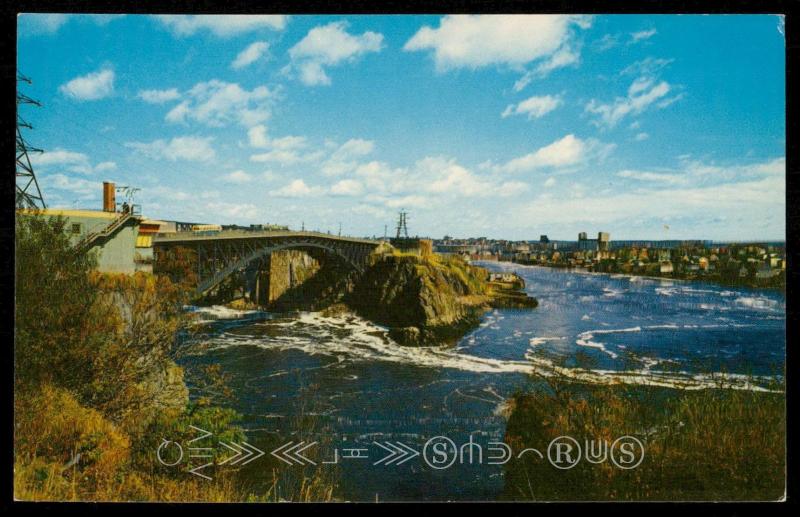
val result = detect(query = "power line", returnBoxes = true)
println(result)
[16,73,46,209]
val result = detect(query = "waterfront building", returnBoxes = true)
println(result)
[17,182,147,274]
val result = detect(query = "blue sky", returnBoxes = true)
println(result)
[17,14,785,241]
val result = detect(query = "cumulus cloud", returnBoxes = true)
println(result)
[287,21,384,86]
[585,76,675,128]
[165,80,274,127]
[125,136,216,162]
[43,173,100,199]
[270,179,323,198]
[232,41,269,69]
[247,124,270,148]
[204,201,261,220]
[137,88,180,104]
[249,133,321,166]
[223,170,253,184]
[30,148,116,175]
[154,15,288,37]
[404,15,590,74]
[502,94,563,119]
[59,68,115,101]
[330,179,364,196]
[495,134,614,173]
[321,138,376,175]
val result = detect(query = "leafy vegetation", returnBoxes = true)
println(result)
[14,214,336,501]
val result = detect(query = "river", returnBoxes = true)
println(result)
[179,262,785,501]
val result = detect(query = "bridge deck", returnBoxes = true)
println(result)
[153,230,380,246]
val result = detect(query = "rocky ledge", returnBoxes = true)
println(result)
[345,254,537,347]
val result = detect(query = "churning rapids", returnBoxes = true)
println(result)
[179,262,785,501]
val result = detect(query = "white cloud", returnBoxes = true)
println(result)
[496,134,613,173]
[20,14,125,35]
[126,136,216,162]
[138,88,180,104]
[165,80,274,127]
[248,124,270,148]
[287,21,384,86]
[204,201,261,220]
[330,179,364,196]
[544,177,556,187]
[59,68,115,101]
[94,161,117,172]
[522,158,785,232]
[19,13,71,34]
[30,149,116,175]
[633,132,650,141]
[502,94,562,119]
[404,15,590,72]
[585,77,673,128]
[593,33,619,52]
[322,138,376,175]
[620,57,674,77]
[270,179,323,198]
[617,169,687,185]
[43,173,99,199]
[616,157,785,187]
[30,149,89,168]
[223,170,253,184]
[154,15,288,37]
[630,29,657,43]
[232,41,269,69]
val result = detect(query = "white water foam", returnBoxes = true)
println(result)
[195,311,779,393]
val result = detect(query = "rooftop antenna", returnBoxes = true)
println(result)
[16,73,46,209]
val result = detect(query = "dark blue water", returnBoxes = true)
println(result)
[180,263,785,501]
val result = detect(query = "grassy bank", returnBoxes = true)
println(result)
[503,376,785,501]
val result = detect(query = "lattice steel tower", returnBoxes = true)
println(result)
[395,210,409,239]
[16,74,46,209]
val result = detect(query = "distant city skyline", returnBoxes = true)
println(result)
[18,14,785,241]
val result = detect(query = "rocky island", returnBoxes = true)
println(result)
[225,246,538,347]
[346,252,537,346]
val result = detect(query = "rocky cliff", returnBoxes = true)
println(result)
[346,254,537,346]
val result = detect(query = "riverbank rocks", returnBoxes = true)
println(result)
[346,254,537,346]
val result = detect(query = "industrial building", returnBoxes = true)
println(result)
[17,181,161,274]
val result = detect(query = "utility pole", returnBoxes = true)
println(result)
[16,74,46,209]
[338,222,342,237]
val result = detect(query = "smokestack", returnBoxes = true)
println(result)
[103,182,115,212]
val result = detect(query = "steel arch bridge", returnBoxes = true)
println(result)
[153,230,380,296]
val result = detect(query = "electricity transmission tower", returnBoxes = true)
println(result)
[395,210,409,239]
[16,74,46,209]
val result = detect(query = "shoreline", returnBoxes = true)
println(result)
[477,260,785,292]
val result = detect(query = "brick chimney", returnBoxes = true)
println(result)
[103,182,115,212]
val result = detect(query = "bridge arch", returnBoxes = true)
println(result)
[196,239,366,295]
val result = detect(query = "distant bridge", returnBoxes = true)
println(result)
[153,230,380,295]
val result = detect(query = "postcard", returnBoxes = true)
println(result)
[14,12,786,503]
